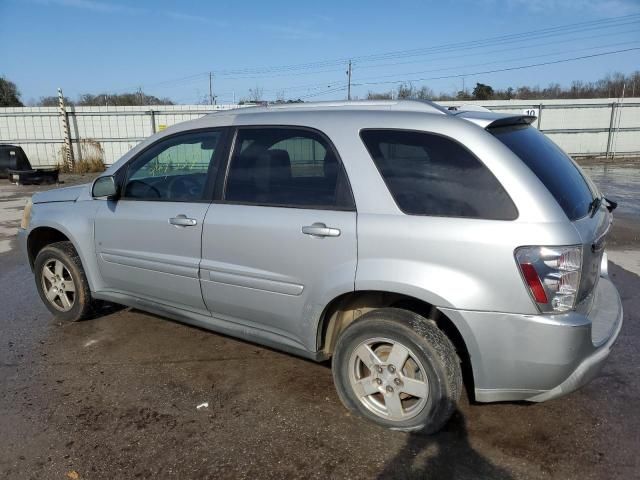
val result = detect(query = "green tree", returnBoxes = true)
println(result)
[472,83,494,100]
[0,76,23,106]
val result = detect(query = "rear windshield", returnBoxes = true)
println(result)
[490,125,595,220]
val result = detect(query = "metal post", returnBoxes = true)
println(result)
[611,83,626,162]
[149,110,156,134]
[537,103,543,130]
[58,88,74,170]
[605,102,617,159]
[347,60,352,101]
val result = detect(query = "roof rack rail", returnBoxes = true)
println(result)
[215,99,449,116]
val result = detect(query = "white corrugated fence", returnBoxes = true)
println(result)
[0,99,638,167]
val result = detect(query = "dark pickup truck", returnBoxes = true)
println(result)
[0,144,59,184]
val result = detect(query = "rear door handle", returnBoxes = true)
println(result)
[302,222,341,238]
[169,214,198,227]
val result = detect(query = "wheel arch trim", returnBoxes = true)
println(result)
[26,221,98,292]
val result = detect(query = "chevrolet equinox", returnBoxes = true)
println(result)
[18,100,623,433]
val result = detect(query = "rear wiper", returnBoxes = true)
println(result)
[589,197,602,217]
[604,197,617,213]
[589,196,617,217]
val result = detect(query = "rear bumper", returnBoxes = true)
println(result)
[441,276,623,402]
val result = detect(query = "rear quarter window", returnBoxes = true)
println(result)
[490,125,594,221]
[360,129,518,220]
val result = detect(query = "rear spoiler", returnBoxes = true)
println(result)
[452,110,537,129]
[485,115,537,129]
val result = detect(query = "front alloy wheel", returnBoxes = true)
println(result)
[41,259,76,312]
[34,241,94,322]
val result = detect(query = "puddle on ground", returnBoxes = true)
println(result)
[580,162,640,218]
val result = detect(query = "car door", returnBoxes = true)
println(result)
[94,129,227,315]
[200,126,357,351]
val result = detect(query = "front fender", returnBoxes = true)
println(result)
[28,200,102,292]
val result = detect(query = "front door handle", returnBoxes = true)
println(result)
[169,214,198,227]
[302,222,341,238]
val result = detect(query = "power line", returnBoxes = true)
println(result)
[353,40,640,84]
[351,27,640,73]
[107,14,640,93]
[177,24,638,84]
[353,47,640,88]
[186,43,640,102]
[211,14,640,76]
[215,41,640,97]
[137,26,639,101]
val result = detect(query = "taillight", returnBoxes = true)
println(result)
[515,246,582,313]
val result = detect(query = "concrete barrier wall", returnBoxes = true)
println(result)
[1,99,638,167]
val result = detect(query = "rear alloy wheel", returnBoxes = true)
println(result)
[34,241,94,322]
[348,337,430,422]
[333,308,462,433]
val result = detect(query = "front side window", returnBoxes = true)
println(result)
[360,129,517,220]
[225,127,354,209]
[123,130,221,201]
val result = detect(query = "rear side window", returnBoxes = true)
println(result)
[360,129,517,220]
[490,125,594,220]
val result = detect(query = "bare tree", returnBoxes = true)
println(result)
[38,95,73,106]
[248,86,264,102]
[364,71,640,101]
[367,91,392,100]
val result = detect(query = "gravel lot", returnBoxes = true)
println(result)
[1,175,638,479]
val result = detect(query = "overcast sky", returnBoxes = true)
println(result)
[2,0,639,104]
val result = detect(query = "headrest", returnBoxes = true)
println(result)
[324,149,338,179]
[254,149,291,191]
[268,149,292,177]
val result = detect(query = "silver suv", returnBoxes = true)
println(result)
[18,101,623,433]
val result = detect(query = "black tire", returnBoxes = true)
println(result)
[34,241,94,322]
[332,308,462,434]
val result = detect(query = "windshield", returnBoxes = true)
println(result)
[490,125,596,221]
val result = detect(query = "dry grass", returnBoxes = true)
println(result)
[58,139,106,173]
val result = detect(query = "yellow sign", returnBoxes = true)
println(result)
[158,124,167,131]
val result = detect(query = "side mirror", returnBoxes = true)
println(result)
[92,175,119,199]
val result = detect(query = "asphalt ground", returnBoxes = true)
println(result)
[1,175,638,479]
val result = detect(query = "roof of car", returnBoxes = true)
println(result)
[159,100,536,138]
[211,99,452,116]
[205,100,535,128]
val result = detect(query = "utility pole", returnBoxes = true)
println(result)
[347,60,352,101]
[209,72,214,106]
